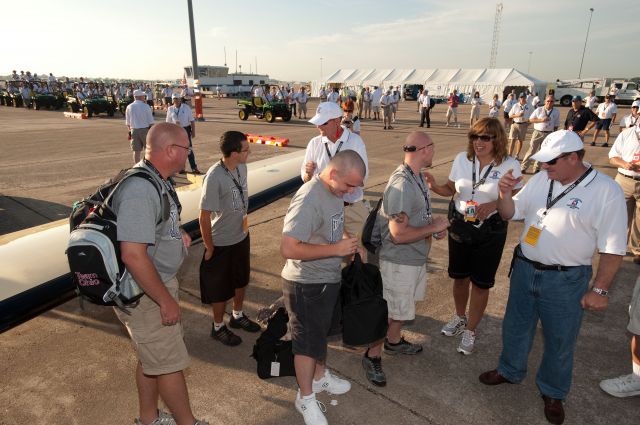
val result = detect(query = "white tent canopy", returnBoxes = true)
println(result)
[312,68,547,101]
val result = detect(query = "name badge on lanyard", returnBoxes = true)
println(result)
[465,157,494,222]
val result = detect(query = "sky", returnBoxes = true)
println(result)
[3,0,639,83]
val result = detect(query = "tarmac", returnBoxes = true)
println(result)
[0,98,638,425]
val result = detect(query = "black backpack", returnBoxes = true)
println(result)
[66,167,163,312]
[251,307,296,379]
[361,198,383,254]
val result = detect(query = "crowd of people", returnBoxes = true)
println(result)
[105,91,640,425]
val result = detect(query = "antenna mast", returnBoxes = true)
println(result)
[489,3,503,68]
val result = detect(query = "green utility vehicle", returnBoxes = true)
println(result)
[67,94,116,117]
[237,85,291,123]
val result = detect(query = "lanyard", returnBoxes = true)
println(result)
[324,131,348,160]
[471,156,495,200]
[543,167,594,219]
[545,108,553,117]
[219,160,246,211]
[143,159,182,214]
[404,164,431,214]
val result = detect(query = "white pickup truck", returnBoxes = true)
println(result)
[553,78,640,106]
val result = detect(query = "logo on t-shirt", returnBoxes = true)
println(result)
[566,198,583,210]
[168,205,181,240]
[231,187,243,212]
[330,211,344,243]
[489,170,501,180]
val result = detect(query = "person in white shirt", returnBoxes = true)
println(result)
[363,86,372,119]
[608,123,640,264]
[327,87,340,104]
[301,101,369,241]
[125,89,155,164]
[521,95,560,173]
[591,95,618,147]
[584,91,598,110]
[47,73,56,84]
[341,102,361,135]
[318,86,327,102]
[380,89,393,130]
[391,86,400,122]
[508,93,533,160]
[481,130,627,425]
[166,93,200,174]
[161,85,173,109]
[488,94,501,118]
[619,100,640,130]
[469,91,483,127]
[417,88,424,114]
[371,86,382,121]
[296,87,308,119]
[531,92,540,109]
[286,87,297,118]
[180,84,194,105]
[419,89,432,128]
[502,93,516,128]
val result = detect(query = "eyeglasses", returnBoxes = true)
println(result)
[470,134,494,142]
[543,152,571,165]
[403,144,433,152]
[240,148,250,153]
[171,144,192,154]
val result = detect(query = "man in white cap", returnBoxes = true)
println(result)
[521,95,560,174]
[619,100,640,130]
[125,89,155,164]
[302,102,369,241]
[591,94,618,147]
[479,130,627,425]
[608,120,640,264]
[508,92,533,160]
[166,93,200,174]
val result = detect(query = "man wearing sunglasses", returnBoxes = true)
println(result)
[480,130,627,424]
[521,95,560,174]
[302,102,369,250]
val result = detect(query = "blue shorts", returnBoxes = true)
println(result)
[596,118,611,130]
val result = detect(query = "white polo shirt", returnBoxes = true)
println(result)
[530,106,560,132]
[509,102,532,123]
[585,95,598,109]
[609,127,640,177]
[513,167,627,266]
[449,152,523,216]
[301,127,368,203]
[166,103,194,127]
[597,102,618,119]
[327,91,340,103]
[125,100,154,129]
[619,113,639,129]
[421,94,431,108]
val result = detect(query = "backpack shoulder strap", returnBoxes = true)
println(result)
[104,167,166,224]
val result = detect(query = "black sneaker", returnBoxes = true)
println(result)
[602,143,609,147]
[211,324,242,346]
[383,337,423,355]
[590,142,596,146]
[362,351,386,387]
[229,314,261,332]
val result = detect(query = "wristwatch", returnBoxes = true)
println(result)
[591,287,609,297]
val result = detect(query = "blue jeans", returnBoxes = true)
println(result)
[183,126,197,170]
[497,257,592,399]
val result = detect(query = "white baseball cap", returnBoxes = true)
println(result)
[632,100,640,108]
[309,102,343,125]
[171,92,180,99]
[133,89,145,97]
[531,130,584,163]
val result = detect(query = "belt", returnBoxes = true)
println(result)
[515,246,572,272]
[514,121,528,124]
[535,130,552,133]
[618,172,640,181]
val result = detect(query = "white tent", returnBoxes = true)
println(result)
[315,68,547,101]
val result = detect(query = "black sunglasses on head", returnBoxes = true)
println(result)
[544,152,572,165]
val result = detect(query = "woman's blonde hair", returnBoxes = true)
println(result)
[466,117,508,165]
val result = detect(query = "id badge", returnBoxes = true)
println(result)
[524,223,543,246]
[242,214,249,233]
[464,201,478,222]
[270,361,280,377]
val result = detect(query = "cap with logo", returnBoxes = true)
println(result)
[531,130,584,163]
[308,102,344,125]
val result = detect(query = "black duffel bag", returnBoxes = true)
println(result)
[251,307,296,379]
[447,199,507,245]
[341,253,388,346]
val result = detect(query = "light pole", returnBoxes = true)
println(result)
[527,51,533,74]
[578,8,594,78]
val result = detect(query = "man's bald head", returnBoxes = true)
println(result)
[328,149,366,179]
[405,131,432,150]
[146,122,187,156]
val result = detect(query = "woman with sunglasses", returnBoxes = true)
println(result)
[425,117,523,355]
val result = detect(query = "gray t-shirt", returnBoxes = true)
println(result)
[112,165,185,283]
[379,165,432,266]
[281,176,344,284]
[200,161,249,246]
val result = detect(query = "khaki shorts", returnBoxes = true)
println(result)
[130,127,148,152]
[446,106,458,118]
[379,260,426,321]
[509,123,528,142]
[628,276,640,335]
[344,200,369,241]
[115,277,190,375]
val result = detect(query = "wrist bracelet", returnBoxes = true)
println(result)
[591,287,609,297]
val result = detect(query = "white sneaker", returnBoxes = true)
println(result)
[599,373,640,398]
[312,369,351,395]
[457,329,476,355]
[295,391,328,425]
[134,410,176,425]
[441,314,467,337]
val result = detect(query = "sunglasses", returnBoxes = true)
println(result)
[544,152,571,165]
[171,144,192,154]
[403,144,433,152]
[470,134,494,142]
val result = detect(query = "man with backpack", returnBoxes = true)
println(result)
[112,122,209,425]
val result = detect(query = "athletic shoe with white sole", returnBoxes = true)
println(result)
[599,373,640,398]
[312,369,351,395]
[457,329,476,355]
[441,314,467,337]
[295,391,328,425]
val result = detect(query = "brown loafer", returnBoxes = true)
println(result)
[542,395,564,424]
[479,369,513,386]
